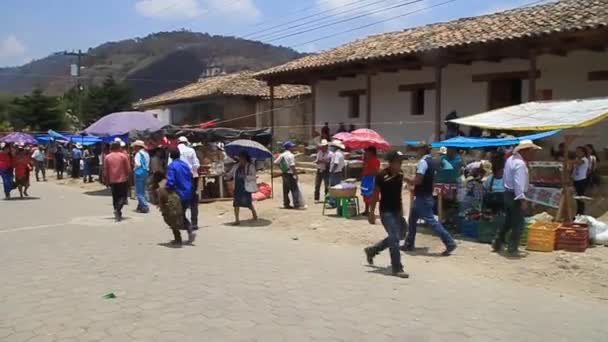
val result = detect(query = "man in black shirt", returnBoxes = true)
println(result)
[364,150,409,278]
[403,143,456,256]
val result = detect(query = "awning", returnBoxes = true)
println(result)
[449,97,608,131]
[431,130,561,148]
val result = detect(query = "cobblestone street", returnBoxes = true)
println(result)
[1,182,607,341]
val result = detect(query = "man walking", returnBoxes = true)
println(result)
[166,148,196,244]
[82,146,94,183]
[403,143,457,256]
[313,139,332,203]
[31,145,46,182]
[71,144,82,178]
[104,141,131,222]
[169,136,201,229]
[493,139,541,256]
[274,140,302,209]
[364,151,409,278]
[131,140,150,213]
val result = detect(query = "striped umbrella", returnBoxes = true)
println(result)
[225,139,272,160]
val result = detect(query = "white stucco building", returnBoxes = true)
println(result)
[256,0,608,148]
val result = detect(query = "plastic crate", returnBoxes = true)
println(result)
[555,223,589,252]
[459,218,479,239]
[526,221,560,252]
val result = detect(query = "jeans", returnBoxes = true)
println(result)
[190,177,199,228]
[134,174,149,210]
[110,182,129,213]
[71,158,80,178]
[495,191,525,253]
[1,168,12,196]
[281,174,301,208]
[328,172,343,207]
[314,169,330,201]
[34,161,46,181]
[405,195,456,249]
[573,179,587,215]
[367,211,405,272]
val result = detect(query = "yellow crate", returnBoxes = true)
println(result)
[526,222,558,252]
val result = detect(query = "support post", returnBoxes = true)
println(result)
[528,51,537,102]
[434,66,443,141]
[366,73,372,128]
[311,82,317,136]
[269,85,275,199]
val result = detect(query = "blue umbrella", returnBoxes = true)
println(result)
[225,139,272,160]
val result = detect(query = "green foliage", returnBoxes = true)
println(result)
[62,76,132,127]
[0,92,13,130]
[10,89,65,131]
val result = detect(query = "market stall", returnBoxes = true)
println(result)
[449,97,608,252]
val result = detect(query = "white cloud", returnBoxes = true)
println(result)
[206,0,260,20]
[135,0,206,19]
[0,34,26,58]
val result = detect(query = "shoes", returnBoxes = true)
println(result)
[114,210,123,222]
[283,205,294,209]
[170,239,182,246]
[364,247,375,265]
[441,244,457,256]
[187,232,196,244]
[491,240,503,253]
[400,245,414,252]
[392,270,410,279]
[136,207,150,214]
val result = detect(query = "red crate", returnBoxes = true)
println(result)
[555,223,589,252]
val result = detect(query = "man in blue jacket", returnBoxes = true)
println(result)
[166,148,195,245]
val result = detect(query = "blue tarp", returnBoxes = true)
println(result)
[430,130,561,148]
[35,133,104,146]
[48,129,69,141]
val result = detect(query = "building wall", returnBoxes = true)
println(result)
[314,50,608,148]
[256,96,313,144]
[142,96,257,129]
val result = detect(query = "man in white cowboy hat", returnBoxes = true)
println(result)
[131,140,150,213]
[274,140,303,209]
[313,139,333,202]
[70,143,83,179]
[327,139,346,208]
[169,136,201,229]
[493,139,541,255]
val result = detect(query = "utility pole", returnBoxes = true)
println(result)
[63,50,87,124]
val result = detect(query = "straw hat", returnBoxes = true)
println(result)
[439,146,448,155]
[330,140,345,150]
[130,140,146,148]
[514,139,542,153]
[178,136,189,144]
[75,143,83,149]
[318,139,329,147]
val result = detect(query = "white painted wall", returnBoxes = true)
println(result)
[314,50,608,149]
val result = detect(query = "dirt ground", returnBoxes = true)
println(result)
[46,171,608,301]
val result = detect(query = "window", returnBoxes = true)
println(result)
[488,79,522,110]
[411,89,425,115]
[347,94,360,118]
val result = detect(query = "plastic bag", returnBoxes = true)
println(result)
[576,215,608,244]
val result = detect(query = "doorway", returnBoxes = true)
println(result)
[488,79,522,110]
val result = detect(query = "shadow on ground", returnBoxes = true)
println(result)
[4,196,41,201]
[222,218,272,227]
[84,188,112,197]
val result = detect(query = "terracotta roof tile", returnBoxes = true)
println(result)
[134,71,310,108]
[255,0,608,78]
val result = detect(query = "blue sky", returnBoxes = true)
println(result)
[0,0,547,67]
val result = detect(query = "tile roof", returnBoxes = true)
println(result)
[255,0,608,78]
[134,71,310,108]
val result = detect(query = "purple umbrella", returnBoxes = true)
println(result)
[84,111,163,136]
[0,132,38,145]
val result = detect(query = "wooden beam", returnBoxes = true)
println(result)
[342,74,357,78]
[472,70,540,82]
[381,68,399,73]
[269,85,275,135]
[338,89,367,97]
[434,66,442,141]
[321,76,337,81]
[366,73,372,129]
[311,82,317,136]
[589,70,608,81]
[528,51,537,102]
[398,82,436,92]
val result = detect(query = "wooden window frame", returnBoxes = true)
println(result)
[398,82,435,116]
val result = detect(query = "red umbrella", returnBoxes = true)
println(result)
[344,128,391,150]
[332,132,352,141]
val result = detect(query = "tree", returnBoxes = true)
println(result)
[10,89,65,131]
[0,92,13,131]
[73,76,132,126]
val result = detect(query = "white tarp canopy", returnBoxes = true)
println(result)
[450,97,608,131]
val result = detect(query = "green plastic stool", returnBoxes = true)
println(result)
[322,195,360,219]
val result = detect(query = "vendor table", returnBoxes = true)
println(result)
[199,174,227,201]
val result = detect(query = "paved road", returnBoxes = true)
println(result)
[1,182,607,341]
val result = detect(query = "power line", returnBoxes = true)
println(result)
[244,0,394,40]
[260,0,426,44]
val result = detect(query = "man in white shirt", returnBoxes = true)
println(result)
[314,139,333,202]
[131,140,150,213]
[31,145,46,182]
[170,136,201,229]
[493,139,541,255]
[327,140,346,208]
[572,146,590,215]
[274,140,303,209]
